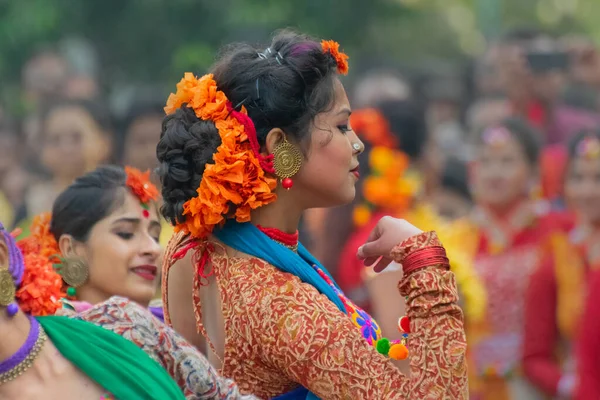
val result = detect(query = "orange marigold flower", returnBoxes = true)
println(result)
[125,166,159,204]
[16,234,65,316]
[28,213,60,260]
[321,40,349,75]
[165,73,278,239]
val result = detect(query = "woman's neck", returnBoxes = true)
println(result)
[0,310,32,361]
[250,191,303,234]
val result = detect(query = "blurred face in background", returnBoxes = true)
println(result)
[42,105,110,182]
[564,149,600,225]
[123,113,163,174]
[22,52,69,105]
[472,128,534,210]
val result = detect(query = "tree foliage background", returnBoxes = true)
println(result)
[1,0,598,113]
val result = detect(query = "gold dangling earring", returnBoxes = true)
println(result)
[273,138,302,190]
[54,256,89,298]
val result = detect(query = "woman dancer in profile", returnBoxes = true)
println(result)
[160,30,467,399]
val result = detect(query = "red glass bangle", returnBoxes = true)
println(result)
[402,246,449,275]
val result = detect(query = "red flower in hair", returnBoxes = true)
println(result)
[125,167,160,205]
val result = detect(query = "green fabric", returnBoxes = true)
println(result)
[37,316,185,400]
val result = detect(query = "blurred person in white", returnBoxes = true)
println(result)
[424,76,468,161]
[0,117,30,227]
[59,37,101,101]
[14,100,112,235]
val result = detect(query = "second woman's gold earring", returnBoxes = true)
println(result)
[54,256,89,298]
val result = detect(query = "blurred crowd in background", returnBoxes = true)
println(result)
[3,0,600,398]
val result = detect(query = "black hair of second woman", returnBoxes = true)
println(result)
[476,116,542,166]
[50,165,128,242]
[157,30,342,225]
[567,128,600,161]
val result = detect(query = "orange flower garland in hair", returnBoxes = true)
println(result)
[16,214,65,316]
[321,40,349,75]
[164,73,278,239]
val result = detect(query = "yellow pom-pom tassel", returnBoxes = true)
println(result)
[388,343,409,360]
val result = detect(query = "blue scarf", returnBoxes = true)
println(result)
[214,220,348,400]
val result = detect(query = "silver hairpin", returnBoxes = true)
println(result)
[275,52,283,65]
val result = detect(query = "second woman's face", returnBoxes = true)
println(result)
[565,156,600,224]
[75,191,162,307]
[472,134,533,209]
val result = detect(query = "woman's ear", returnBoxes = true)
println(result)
[264,128,286,155]
[58,235,84,258]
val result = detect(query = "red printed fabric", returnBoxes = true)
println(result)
[163,231,467,399]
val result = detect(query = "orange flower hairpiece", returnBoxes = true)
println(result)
[16,214,65,316]
[125,166,159,207]
[350,108,398,148]
[321,40,349,75]
[164,73,277,238]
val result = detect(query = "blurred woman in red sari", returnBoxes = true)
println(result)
[466,117,561,400]
[523,130,600,398]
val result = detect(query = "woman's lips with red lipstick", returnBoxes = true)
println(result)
[350,165,360,179]
[131,265,158,281]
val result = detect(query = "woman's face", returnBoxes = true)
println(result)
[472,132,534,209]
[565,155,600,224]
[42,106,109,180]
[292,79,363,209]
[69,190,162,307]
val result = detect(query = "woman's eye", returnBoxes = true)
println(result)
[338,125,350,134]
[116,232,134,240]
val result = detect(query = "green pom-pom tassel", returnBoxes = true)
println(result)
[376,338,391,355]
[67,287,77,297]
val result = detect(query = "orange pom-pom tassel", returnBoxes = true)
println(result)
[388,343,409,360]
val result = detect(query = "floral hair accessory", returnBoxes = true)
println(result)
[125,166,159,210]
[482,126,512,148]
[15,214,65,316]
[576,136,600,160]
[164,73,277,239]
[350,109,398,148]
[321,40,349,75]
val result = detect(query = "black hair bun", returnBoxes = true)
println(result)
[157,106,221,225]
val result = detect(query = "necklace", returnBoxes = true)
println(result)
[257,224,410,360]
[0,315,47,385]
[257,225,299,252]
